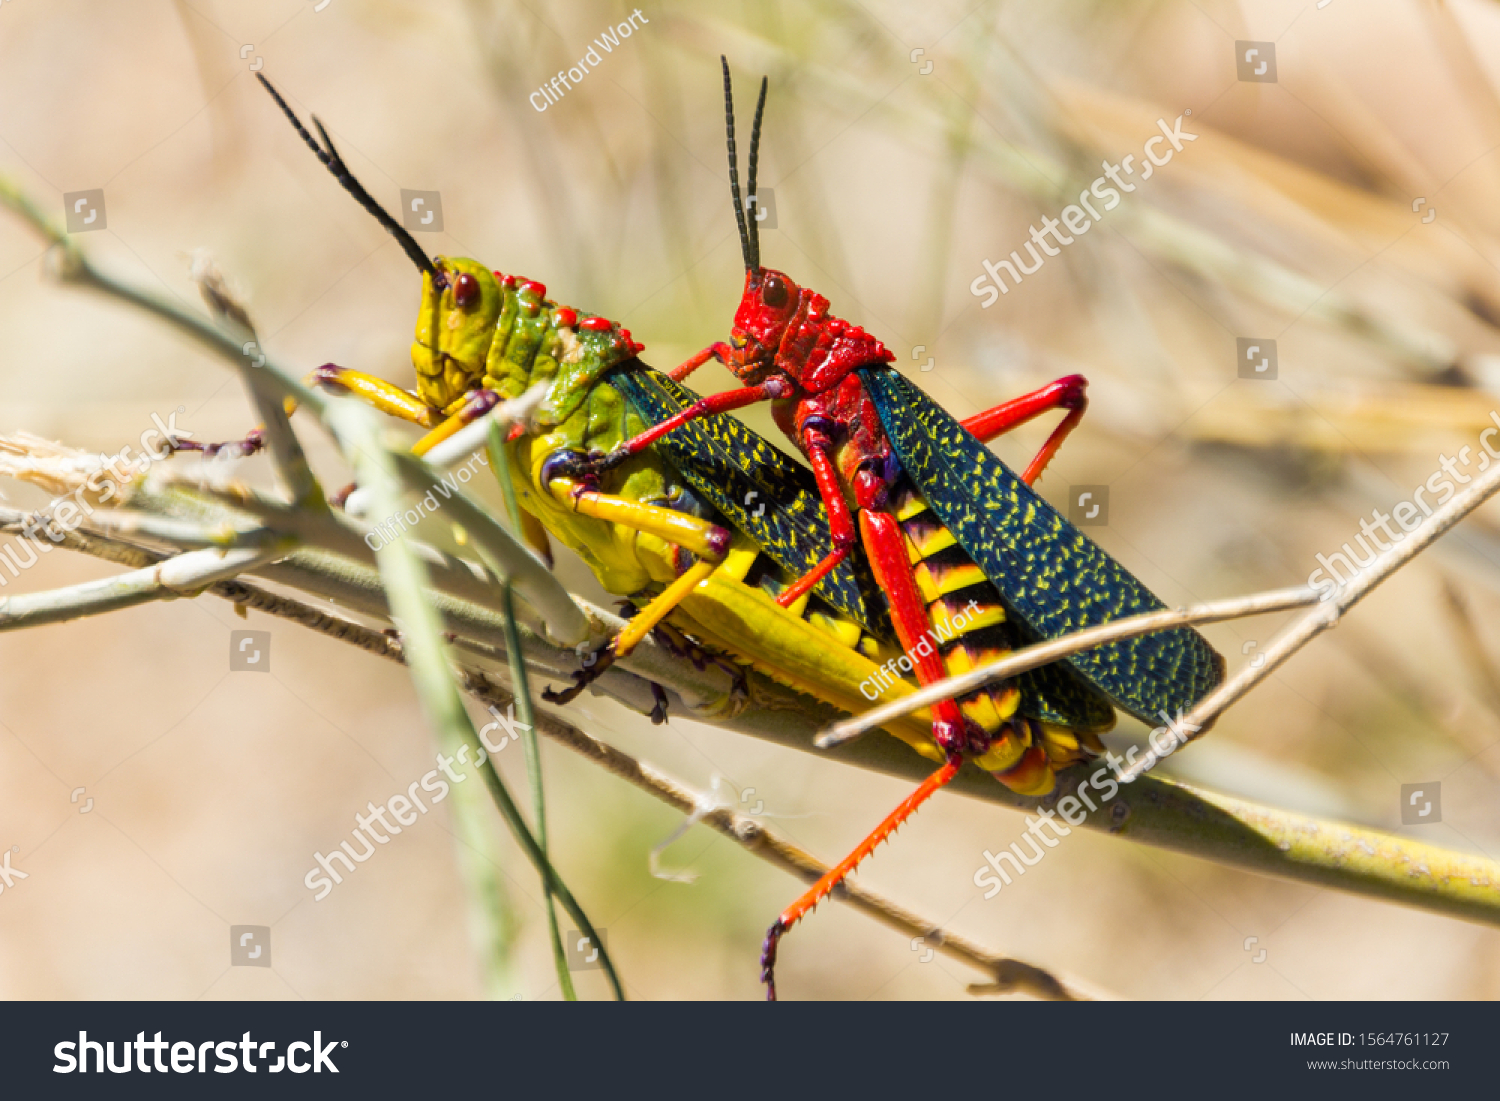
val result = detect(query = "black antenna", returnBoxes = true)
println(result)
[745,76,767,272]
[721,56,754,273]
[256,74,436,278]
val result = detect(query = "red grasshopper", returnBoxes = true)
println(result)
[564,60,1221,997]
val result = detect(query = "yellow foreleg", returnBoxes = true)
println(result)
[614,559,717,657]
[308,367,439,428]
[545,478,728,563]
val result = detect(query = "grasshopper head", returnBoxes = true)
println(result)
[728,265,802,376]
[410,257,502,410]
[714,65,892,387]
[729,265,893,386]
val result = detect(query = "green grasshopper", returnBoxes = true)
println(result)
[254,75,978,762]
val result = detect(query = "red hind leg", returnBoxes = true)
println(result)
[960,374,1088,486]
[760,756,961,999]
[858,508,969,747]
[760,506,972,999]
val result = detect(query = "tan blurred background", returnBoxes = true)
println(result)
[6,0,1500,999]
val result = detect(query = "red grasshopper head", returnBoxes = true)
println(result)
[716,63,893,390]
[725,265,894,389]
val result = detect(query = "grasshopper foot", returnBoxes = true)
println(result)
[645,615,747,717]
[761,919,785,1001]
[649,682,670,725]
[542,640,619,706]
[173,427,265,460]
[547,445,631,483]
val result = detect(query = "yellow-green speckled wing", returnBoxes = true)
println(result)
[861,366,1224,725]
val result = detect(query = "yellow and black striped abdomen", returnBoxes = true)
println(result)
[891,482,1110,795]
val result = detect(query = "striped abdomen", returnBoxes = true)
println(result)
[890,480,1105,795]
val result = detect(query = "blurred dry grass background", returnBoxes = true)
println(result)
[6,0,1500,999]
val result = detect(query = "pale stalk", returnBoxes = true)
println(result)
[0,542,293,630]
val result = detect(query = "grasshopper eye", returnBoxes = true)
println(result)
[761,275,789,310]
[453,272,480,309]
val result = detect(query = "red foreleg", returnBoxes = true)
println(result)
[613,380,786,460]
[960,374,1088,486]
[669,341,736,382]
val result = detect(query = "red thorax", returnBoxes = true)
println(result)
[724,267,898,497]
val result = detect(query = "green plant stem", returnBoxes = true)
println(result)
[503,582,576,1001]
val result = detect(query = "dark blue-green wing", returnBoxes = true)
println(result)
[612,364,889,634]
[860,366,1224,724]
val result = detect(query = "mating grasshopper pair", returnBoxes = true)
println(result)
[257,64,1222,999]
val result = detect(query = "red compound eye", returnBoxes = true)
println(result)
[555,307,578,328]
[761,274,789,309]
[580,316,612,332]
[453,272,480,309]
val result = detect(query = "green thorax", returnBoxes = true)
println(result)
[410,256,648,458]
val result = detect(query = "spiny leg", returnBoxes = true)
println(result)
[960,374,1088,485]
[761,756,962,999]
[760,505,974,998]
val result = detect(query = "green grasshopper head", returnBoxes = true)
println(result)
[410,257,502,410]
